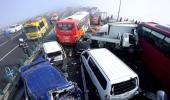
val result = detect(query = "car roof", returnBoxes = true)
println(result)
[43,41,62,54]
[20,58,71,99]
[88,48,137,84]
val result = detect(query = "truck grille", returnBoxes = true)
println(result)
[113,78,136,95]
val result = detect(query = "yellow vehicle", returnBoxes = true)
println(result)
[24,17,48,40]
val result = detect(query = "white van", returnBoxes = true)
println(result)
[42,41,64,65]
[81,48,139,100]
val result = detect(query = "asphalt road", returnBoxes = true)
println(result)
[0,31,29,89]
[0,31,27,66]
[0,10,70,90]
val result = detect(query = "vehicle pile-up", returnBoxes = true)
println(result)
[15,9,169,100]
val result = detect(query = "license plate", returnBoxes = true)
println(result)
[65,36,69,42]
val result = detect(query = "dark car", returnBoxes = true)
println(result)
[20,58,82,100]
[75,40,90,56]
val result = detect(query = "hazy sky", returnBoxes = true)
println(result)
[0,0,170,27]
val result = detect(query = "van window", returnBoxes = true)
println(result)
[139,26,152,40]
[161,36,170,58]
[82,52,89,59]
[88,58,107,89]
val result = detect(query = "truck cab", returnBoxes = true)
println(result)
[24,17,48,40]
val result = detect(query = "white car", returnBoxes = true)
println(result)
[42,41,65,65]
[7,24,23,33]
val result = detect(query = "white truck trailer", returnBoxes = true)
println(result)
[85,22,138,50]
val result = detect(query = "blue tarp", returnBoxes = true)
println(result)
[20,58,72,100]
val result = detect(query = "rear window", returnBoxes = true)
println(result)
[57,23,74,30]
[10,25,16,28]
[47,51,62,58]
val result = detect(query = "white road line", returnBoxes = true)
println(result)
[0,45,19,62]
[0,32,21,47]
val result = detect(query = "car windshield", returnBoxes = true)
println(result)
[47,51,62,58]
[24,26,37,33]
[9,25,16,28]
[57,23,74,30]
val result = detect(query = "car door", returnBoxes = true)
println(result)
[88,58,107,99]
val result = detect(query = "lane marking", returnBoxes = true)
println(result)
[0,32,22,47]
[0,45,19,62]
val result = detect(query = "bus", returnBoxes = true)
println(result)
[55,11,90,44]
[138,22,170,94]
[24,17,48,40]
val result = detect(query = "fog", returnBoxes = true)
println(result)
[82,0,170,24]
[0,0,169,27]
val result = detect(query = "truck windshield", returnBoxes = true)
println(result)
[24,26,37,33]
[57,23,74,30]
[47,51,62,58]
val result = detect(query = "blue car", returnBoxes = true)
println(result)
[20,58,82,100]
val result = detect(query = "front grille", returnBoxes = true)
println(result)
[113,78,136,95]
